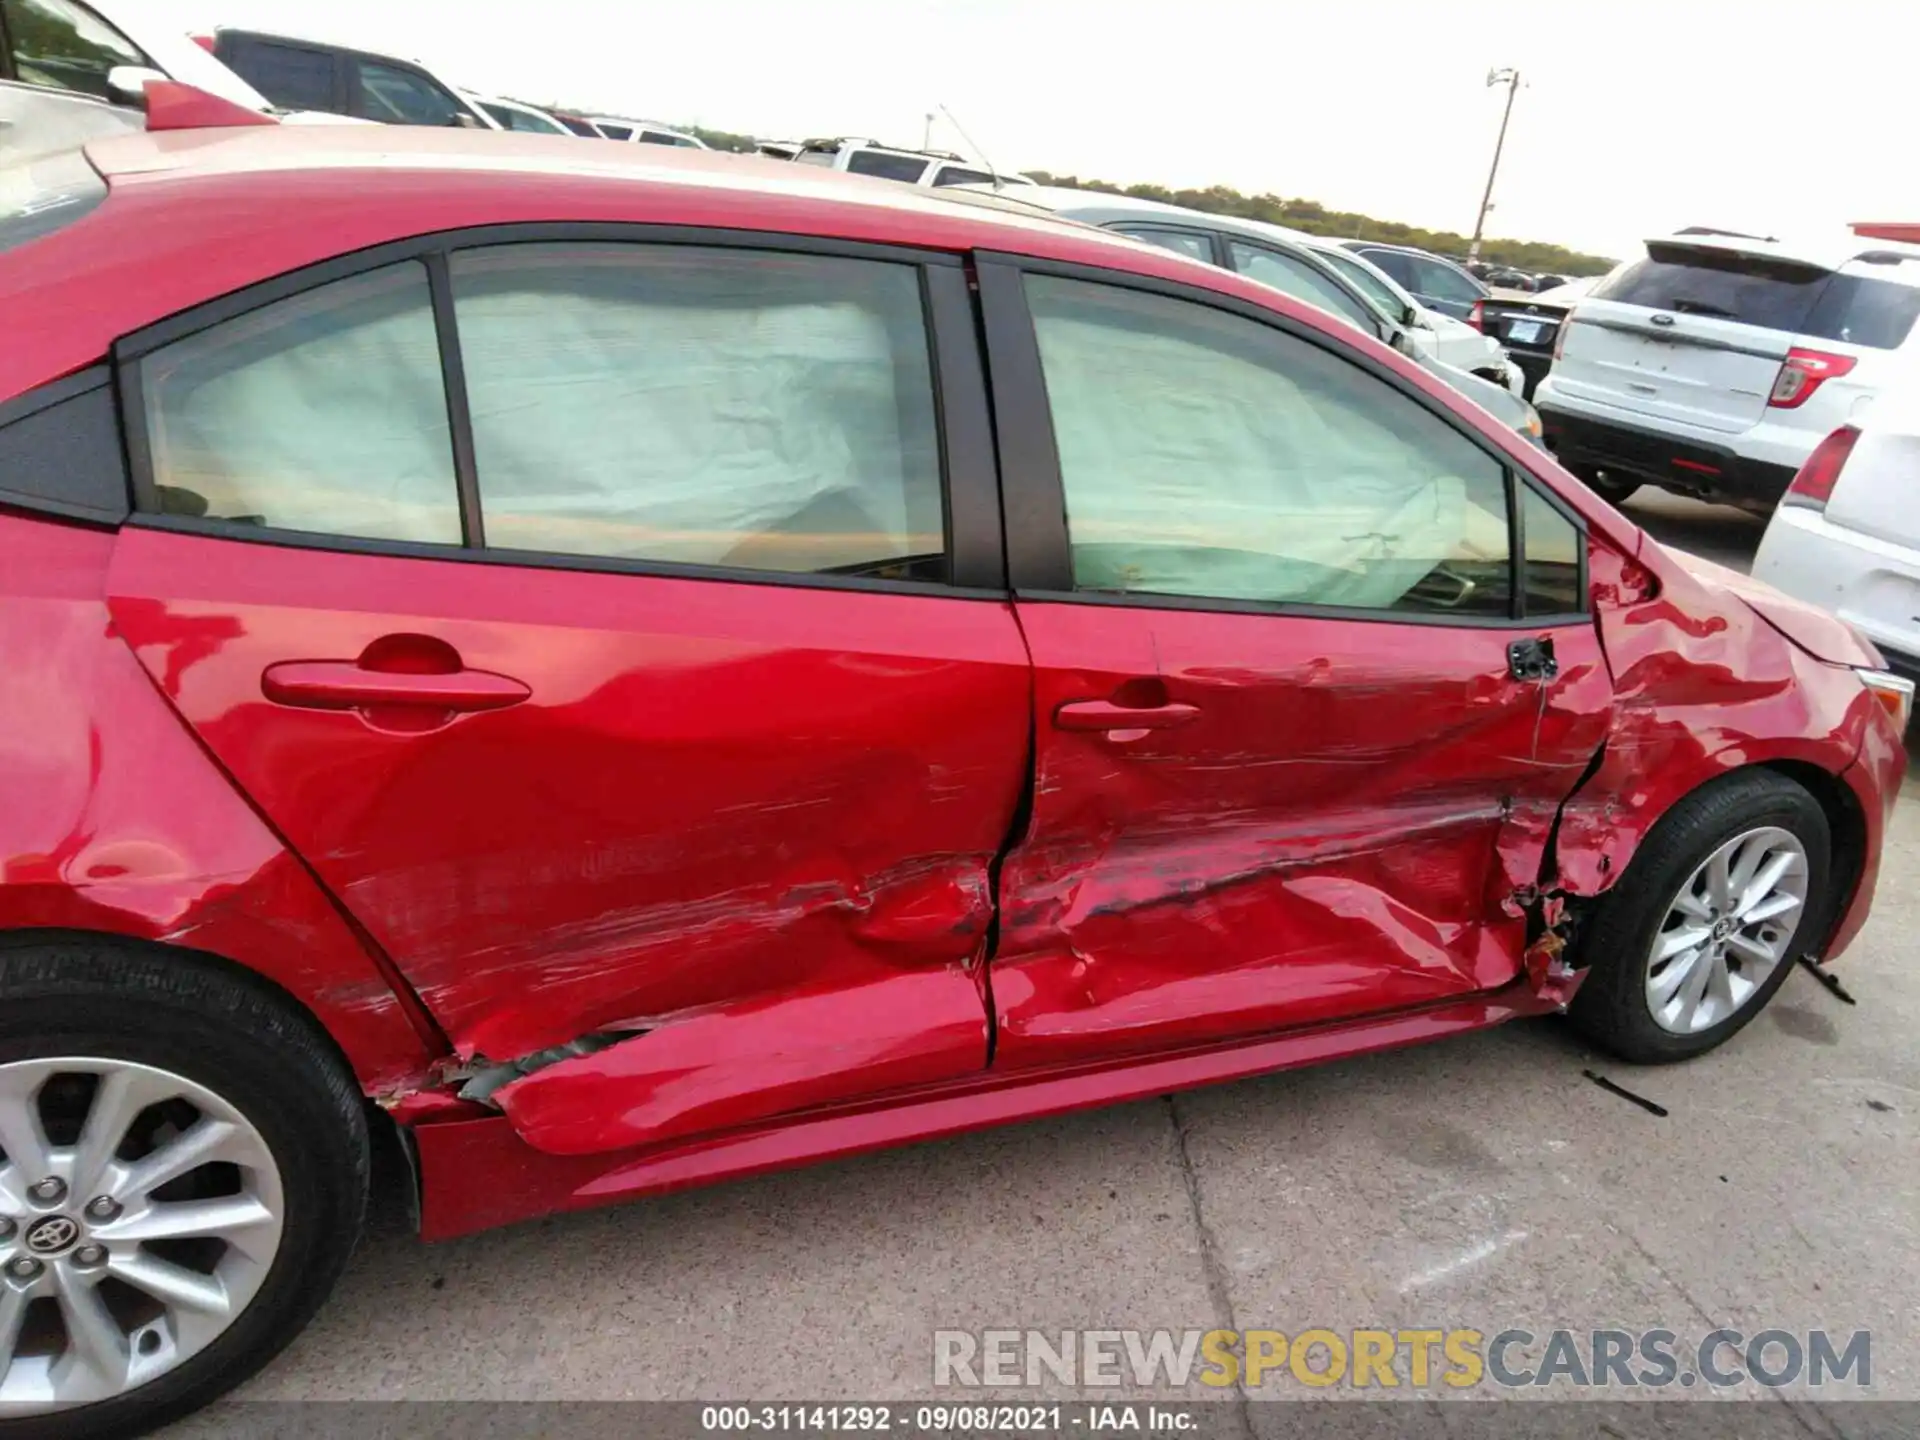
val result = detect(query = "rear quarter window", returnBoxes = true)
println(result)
[1803,274,1920,350]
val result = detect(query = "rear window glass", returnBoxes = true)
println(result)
[0,147,107,253]
[845,150,930,183]
[1598,246,1920,349]
[1596,247,1830,331]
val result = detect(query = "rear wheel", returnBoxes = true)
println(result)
[0,943,367,1439]
[1567,463,1639,507]
[1567,771,1831,1063]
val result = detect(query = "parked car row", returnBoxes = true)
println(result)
[972,185,1535,429]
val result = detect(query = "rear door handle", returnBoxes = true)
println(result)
[262,661,530,713]
[1054,699,1201,731]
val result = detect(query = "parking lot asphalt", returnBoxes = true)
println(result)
[185,495,1918,1429]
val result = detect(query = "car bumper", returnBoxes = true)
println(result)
[1754,504,1920,674]
[1539,405,1798,511]
[1504,348,1552,398]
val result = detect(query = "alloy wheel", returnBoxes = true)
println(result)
[1644,825,1809,1035]
[0,1057,283,1413]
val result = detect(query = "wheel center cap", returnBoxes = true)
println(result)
[1712,917,1736,941]
[23,1214,79,1256]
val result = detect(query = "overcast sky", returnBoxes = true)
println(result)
[175,0,1913,261]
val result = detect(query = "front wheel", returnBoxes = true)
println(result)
[1567,771,1832,1063]
[0,943,368,1439]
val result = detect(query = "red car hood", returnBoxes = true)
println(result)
[1672,551,1884,668]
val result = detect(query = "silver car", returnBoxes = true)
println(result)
[957,185,1544,442]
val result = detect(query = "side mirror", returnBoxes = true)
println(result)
[1404,304,1425,329]
[452,112,484,129]
[105,65,170,109]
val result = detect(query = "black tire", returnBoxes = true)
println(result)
[1567,770,1831,1063]
[1567,463,1639,508]
[0,942,367,1440]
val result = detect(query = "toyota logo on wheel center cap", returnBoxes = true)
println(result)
[24,1215,79,1255]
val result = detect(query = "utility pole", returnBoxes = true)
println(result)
[1468,68,1520,264]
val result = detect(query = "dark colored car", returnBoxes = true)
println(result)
[0,112,1907,1436]
[1344,241,1491,321]
[210,27,492,129]
[1476,280,1596,399]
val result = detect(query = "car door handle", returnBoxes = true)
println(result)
[262,660,531,713]
[1053,699,1201,731]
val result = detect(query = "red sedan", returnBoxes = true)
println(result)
[0,111,1907,1434]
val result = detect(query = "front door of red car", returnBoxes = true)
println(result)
[976,262,1613,1068]
[105,238,1029,1153]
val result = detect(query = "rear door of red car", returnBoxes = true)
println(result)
[973,256,1613,1069]
[104,231,1031,1154]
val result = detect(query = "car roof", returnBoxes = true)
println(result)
[993,185,1318,241]
[0,121,1644,557]
[0,124,1292,394]
[1640,229,1920,275]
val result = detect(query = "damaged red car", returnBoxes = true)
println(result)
[0,112,1907,1436]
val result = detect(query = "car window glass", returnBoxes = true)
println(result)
[1359,248,1414,286]
[1228,241,1374,331]
[1026,274,1512,616]
[228,39,333,111]
[556,115,599,136]
[931,166,995,187]
[1804,275,1920,350]
[845,149,931,183]
[4,0,146,99]
[354,59,463,125]
[482,102,556,133]
[1594,247,1831,331]
[595,121,633,139]
[1110,227,1213,264]
[1322,250,1410,317]
[138,262,460,543]
[451,243,947,581]
[1522,485,1583,615]
[1414,259,1484,303]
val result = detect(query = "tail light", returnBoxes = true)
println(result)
[1467,300,1485,333]
[1769,347,1857,409]
[1781,425,1861,509]
[1552,310,1575,361]
[190,32,216,52]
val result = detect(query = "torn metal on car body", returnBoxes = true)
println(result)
[985,598,1614,1067]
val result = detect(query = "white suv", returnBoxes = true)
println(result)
[1753,357,1920,682]
[758,137,1034,189]
[1535,232,1920,511]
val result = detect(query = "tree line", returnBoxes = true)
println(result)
[1023,173,1616,276]
[628,124,1621,277]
